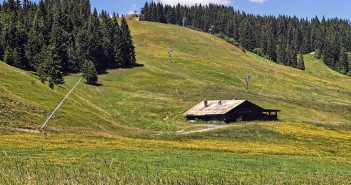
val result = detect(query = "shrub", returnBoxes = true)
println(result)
[214,33,241,47]
[314,50,322,59]
[253,48,264,57]
[81,60,98,85]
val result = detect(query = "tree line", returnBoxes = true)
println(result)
[141,2,351,75]
[0,0,136,87]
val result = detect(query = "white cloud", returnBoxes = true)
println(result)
[128,10,136,15]
[158,0,231,6]
[127,4,138,15]
[247,0,267,4]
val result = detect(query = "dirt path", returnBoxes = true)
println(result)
[176,124,230,135]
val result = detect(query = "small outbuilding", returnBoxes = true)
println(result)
[184,99,280,123]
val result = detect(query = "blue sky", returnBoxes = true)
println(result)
[94,0,351,20]
[30,0,351,20]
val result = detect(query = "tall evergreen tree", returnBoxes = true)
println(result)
[276,43,285,64]
[140,2,149,21]
[340,51,349,74]
[156,2,166,23]
[112,13,123,68]
[239,18,255,51]
[25,8,45,70]
[290,47,298,68]
[120,17,136,67]
[2,2,24,68]
[80,0,91,21]
[41,43,64,88]
[77,8,104,71]
[0,21,3,61]
[297,52,305,70]
[14,7,28,68]
[50,15,69,72]
[100,10,115,68]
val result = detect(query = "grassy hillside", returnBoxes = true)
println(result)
[1,20,350,133]
[1,20,351,183]
[0,62,138,135]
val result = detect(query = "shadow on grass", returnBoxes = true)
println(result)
[85,82,102,87]
[97,70,109,75]
[133,63,145,68]
[97,63,145,74]
[115,63,145,69]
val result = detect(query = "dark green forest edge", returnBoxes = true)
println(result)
[141,2,351,75]
[0,0,135,87]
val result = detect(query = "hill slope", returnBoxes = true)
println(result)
[1,20,351,184]
[0,20,350,134]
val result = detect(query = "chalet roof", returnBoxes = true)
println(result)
[184,100,249,116]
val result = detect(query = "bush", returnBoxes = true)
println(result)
[253,48,264,57]
[314,50,322,59]
[214,33,240,47]
[81,60,98,85]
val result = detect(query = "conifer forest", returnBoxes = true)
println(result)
[0,0,136,87]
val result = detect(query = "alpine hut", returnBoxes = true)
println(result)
[184,99,280,123]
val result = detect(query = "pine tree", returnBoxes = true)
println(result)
[4,47,21,67]
[46,44,64,88]
[89,8,104,70]
[167,6,176,24]
[2,6,26,68]
[50,11,69,72]
[340,51,349,74]
[297,52,305,70]
[284,45,291,66]
[140,2,149,21]
[100,10,115,68]
[150,2,157,22]
[37,65,47,84]
[76,24,89,65]
[25,9,45,70]
[266,22,276,61]
[37,45,48,83]
[15,10,27,68]
[156,2,166,23]
[120,17,136,67]
[239,18,255,51]
[80,0,91,21]
[0,27,3,61]
[77,8,104,71]
[291,47,298,68]
[112,13,123,68]
[0,2,3,60]
[81,60,98,84]
[37,0,51,44]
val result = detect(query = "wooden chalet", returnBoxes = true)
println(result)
[184,99,280,123]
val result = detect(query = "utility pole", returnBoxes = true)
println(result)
[209,25,214,34]
[168,48,174,62]
[244,75,253,93]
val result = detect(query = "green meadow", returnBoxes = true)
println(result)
[0,20,351,183]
